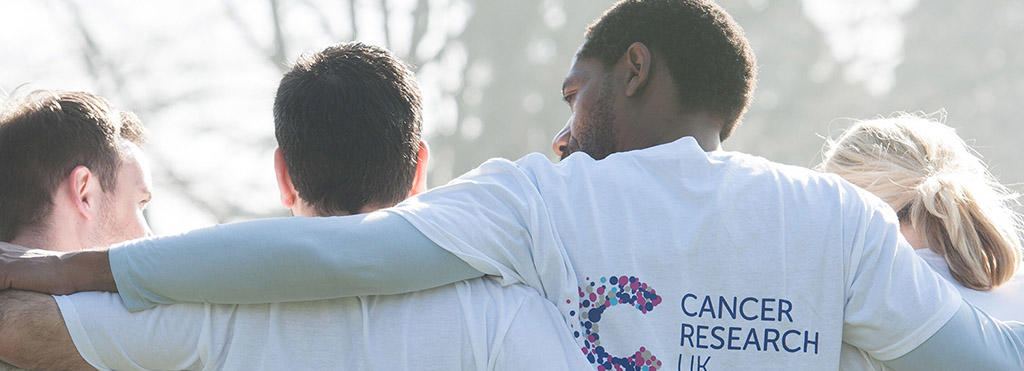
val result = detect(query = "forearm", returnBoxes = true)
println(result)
[0,291,92,370]
[0,244,112,296]
[883,301,1024,370]
[111,212,484,311]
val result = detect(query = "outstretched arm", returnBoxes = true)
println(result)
[0,290,91,370]
[2,159,545,312]
[883,301,1024,370]
[1,212,484,311]
[840,182,1024,366]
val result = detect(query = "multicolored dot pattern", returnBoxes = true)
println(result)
[575,275,663,371]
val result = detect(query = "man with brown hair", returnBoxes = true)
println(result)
[0,90,151,250]
[0,90,152,369]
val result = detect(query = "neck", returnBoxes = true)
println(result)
[292,200,392,217]
[622,112,723,152]
[10,224,86,252]
[900,221,929,250]
[673,123,722,152]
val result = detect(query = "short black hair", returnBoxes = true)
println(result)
[579,0,757,140]
[0,90,146,242]
[274,42,422,215]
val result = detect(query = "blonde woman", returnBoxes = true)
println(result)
[821,115,1024,369]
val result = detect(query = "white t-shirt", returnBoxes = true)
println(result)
[839,249,1024,370]
[54,277,591,371]
[916,248,1024,321]
[388,136,963,370]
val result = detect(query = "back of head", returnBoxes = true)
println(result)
[821,115,1022,290]
[274,42,422,216]
[0,90,146,242]
[578,0,757,140]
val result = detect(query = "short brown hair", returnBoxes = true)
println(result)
[274,42,422,215]
[0,90,145,241]
[579,0,757,140]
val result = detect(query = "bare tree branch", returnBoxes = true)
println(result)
[408,0,429,64]
[296,0,340,40]
[407,1,469,67]
[63,0,123,92]
[223,0,289,71]
[348,0,359,40]
[62,0,278,223]
[268,0,288,70]
[223,1,273,64]
[380,0,391,48]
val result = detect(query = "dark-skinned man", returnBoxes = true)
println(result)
[3,1,1023,370]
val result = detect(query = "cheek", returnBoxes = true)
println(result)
[568,112,583,135]
[567,105,586,136]
[571,91,602,133]
[115,202,148,239]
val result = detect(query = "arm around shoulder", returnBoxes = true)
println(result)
[883,301,1024,370]
[110,212,483,310]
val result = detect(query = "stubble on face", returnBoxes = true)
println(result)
[89,147,152,247]
[561,77,618,161]
[92,191,126,247]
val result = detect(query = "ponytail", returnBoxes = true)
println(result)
[821,114,1023,291]
[910,173,1021,290]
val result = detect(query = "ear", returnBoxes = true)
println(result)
[408,141,430,197]
[67,166,99,220]
[274,147,298,209]
[623,42,652,98]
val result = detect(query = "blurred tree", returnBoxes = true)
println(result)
[2,0,1021,232]
[893,0,1024,186]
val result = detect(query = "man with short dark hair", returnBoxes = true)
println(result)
[0,43,589,370]
[274,42,426,215]
[4,1,1024,370]
[0,90,152,369]
[559,0,755,160]
[0,90,151,249]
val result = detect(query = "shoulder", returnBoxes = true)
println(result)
[716,150,846,188]
[441,155,546,191]
[458,154,555,179]
[717,150,879,208]
[425,154,556,204]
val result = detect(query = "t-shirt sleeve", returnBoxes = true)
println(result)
[839,183,963,361]
[110,212,482,311]
[53,292,206,371]
[388,157,571,298]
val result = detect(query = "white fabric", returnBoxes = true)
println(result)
[54,277,590,371]
[915,248,1024,321]
[388,136,963,370]
[839,249,1024,370]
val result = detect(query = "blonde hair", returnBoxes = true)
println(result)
[820,114,1022,290]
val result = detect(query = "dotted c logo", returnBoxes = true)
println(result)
[574,275,663,371]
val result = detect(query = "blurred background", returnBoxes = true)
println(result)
[2,0,1022,234]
